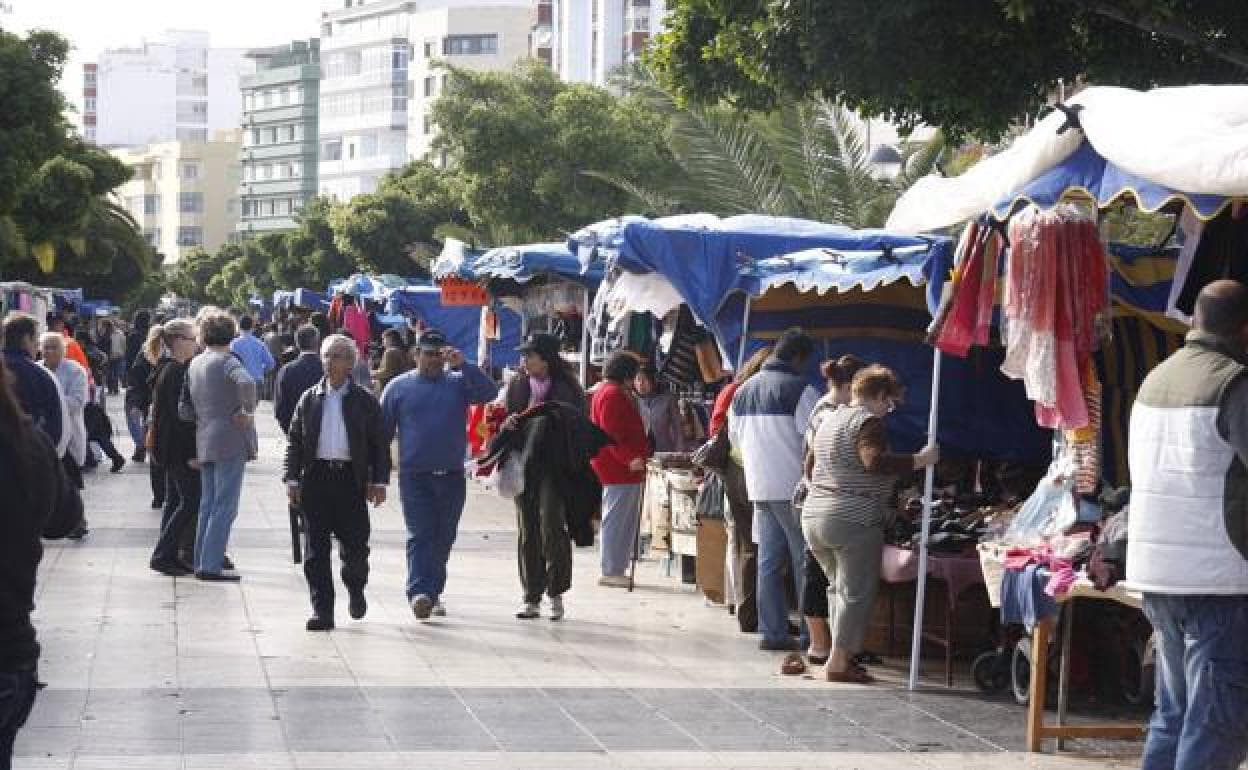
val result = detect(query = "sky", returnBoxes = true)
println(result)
[6,0,320,117]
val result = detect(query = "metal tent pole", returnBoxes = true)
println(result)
[580,285,591,386]
[907,348,943,691]
[736,295,753,370]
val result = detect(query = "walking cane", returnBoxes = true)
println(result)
[628,469,647,592]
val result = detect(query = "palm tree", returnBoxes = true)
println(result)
[591,69,945,229]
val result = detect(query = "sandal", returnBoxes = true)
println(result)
[780,653,807,676]
[825,667,875,684]
[807,653,829,666]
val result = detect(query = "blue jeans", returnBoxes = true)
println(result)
[0,668,38,770]
[126,407,145,452]
[1141,594,1248,770]
[599,483,642,577]
[399,471,466,602]
[195,458,246,574]
[755,500,808,647]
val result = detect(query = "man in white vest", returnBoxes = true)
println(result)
[1128,278,1248,770]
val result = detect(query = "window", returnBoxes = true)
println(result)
[177,226,203,247]
[293,124,305,141]
[321,140,342,161]
[393,48,408,71]
[280,87,291,106]
[250,128,261,146]
[423,115,432,135]
[278,163,293,179]
[263,200,275,216]
[360,134,378,157]
[261,164,273,180]
[424,76,435,97]
[181,162,199,180]
[143,229,161,247]
[348,142,356,160]
[191,74,208,95]
[275,199,292,216]
[143,195,161,215]
[245,164,256,181]
[291,85,304,104]
[262,90,274,107]
[84,97,97,112]
[423,40,435,58]
[443,35,498,56]
[283,125,296,142]
[126,196,144,216]
[84,72,97,88]
[178,192,203,213]
[262,127,277,144]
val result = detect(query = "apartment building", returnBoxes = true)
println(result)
[112,132,243,265]
[317,0,533,201]
[238,40,321,235]
[85,30,247,147]
[534,0,668,88]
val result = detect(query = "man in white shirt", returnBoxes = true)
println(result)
[283,334,389,631]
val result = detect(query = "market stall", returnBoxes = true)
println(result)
[888,84,1248,746]
[384,284,522,369]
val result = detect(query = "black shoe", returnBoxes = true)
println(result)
[348,590,367,620]
[305,616,335,632]
[66,522,89,540]
[195,571,241,582]
[151,498,164,510]
[222,555,235,571]
[759,638,800,652]
[150,559,192,577]
[132,449,146,463]
[110,457,125,473]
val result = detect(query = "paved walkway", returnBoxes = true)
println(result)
[16,401,1144,769]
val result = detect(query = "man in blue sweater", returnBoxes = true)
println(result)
[381,330,496,620]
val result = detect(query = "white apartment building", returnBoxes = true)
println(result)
[534,0,669,88]
[111,131,243,265]
[317,0,533,201]
[84,30,247,147]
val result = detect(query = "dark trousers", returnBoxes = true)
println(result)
[152,464,200,565]
[721,462,758,632]
[150,460,166,505]
[0,669,38,770]
[61,455,83,491]
[303,463,371,617]
[398,471,465,602]
[95,436,124,465]
[801,548,830,618]
[516,474,572,604]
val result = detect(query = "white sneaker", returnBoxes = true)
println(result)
[410,594,433,620]
[432,601,446,617]
[598,575,630,588]
[515,602,540,619]
[549,596,564,621]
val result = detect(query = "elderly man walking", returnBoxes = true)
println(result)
[284,334,389,631]
[1128,279,1248,770]
[381,330,496,620]
[38,333,89,490]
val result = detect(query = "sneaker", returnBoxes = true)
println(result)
[598,575,630,588]
[432,601,446,617]
[67,522,89,540]
[222,555,235,571]
[410,594,433,620]
[549,596,564,621]
[305,615,335,632]
[515,602,540,620]
[149,559,191,577]
[348,590,367,620]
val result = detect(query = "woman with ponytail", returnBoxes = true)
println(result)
[126,323,167,506]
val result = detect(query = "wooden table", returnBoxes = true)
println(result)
[1025,579,1149,752]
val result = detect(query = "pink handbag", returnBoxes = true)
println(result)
[879,544,920,583]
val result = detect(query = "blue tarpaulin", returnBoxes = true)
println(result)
[435,242,604,288]
[991,141,1229,222]
[385,286,522,368]
[293,289,329,312]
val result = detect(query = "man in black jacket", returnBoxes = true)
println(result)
[2,313,64,450]
[284,334,389,631]
[0,356,79,767]
[274,324,323,434]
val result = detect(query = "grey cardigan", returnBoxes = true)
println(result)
[179,350,258,463]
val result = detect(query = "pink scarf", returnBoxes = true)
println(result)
[528,376,552,407]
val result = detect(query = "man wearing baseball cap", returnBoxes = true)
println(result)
[381,329,497,620]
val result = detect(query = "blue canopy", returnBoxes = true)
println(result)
[384,286,522,368]
[568,215,649,273]
[439,243,604,288]
[292,289,329,312]
[328,274,410,301]
[992,141,1229,222]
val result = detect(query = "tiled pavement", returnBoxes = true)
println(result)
[15,401,1145,769]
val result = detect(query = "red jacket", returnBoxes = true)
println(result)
[590,382,650,485]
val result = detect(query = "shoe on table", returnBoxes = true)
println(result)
[431,601,446,617]
[549,595,564,621]
[110,457,125,473]
[306,615,335,632]
[195,571,241,582]
[598,575,630,588]
[150,559,192,577]
[759,637,800,652]
[410,594,433,620]
[349,590,368,620]
[515,602,540,620]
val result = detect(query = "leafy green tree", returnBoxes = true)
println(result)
[649,0,1248,139]
[431,62,680,242]
[329,163,466,276]
[170,245,237,305]
[278,197,355,288]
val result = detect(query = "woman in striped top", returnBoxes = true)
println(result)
[802,365,939,683]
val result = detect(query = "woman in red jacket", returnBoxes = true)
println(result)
[590,352,650,587]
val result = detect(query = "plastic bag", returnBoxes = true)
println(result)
[1003,456,1076,544]
[488,453,525,499]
